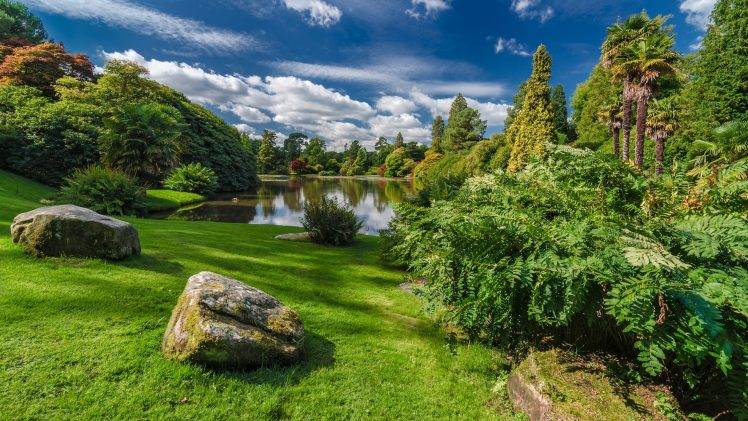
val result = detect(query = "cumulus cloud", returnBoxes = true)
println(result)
[406,0,450,18]
[511,0,553,23]
[494,37,531,57]
[376,96,418,115]
[283,0,342,26]
[368,114,431,141]
[23,0,258,53]
[410,90,510,127]
[679,0,716,30]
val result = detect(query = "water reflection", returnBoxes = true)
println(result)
[167,176,415,235]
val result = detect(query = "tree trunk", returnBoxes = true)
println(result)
[635,95,648,169]
[655,135,665,175]
[620,81,632,162]
[612,126,620,157]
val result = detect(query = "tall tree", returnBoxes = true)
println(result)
[258,130,278,174]
[283,132,307,163]
[394,132,405,148]
[506,45,555,172]
[374,136,392,166]
[0,43,93,97]
[646,97,678,174]
[304,137,326,167]
[571,65,620,148]
[596,98,623,156]
[430,115,445,153]
[602,12,667,162]
[550,84,569,136]
[0,0,47,44]
[617,31,679,168]
[443,94,486,152]
[504,82,527,132]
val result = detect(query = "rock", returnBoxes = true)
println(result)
[507,349,682,421]
[275,232,311,242]
[162,271,305,369]
[10,205,141,260]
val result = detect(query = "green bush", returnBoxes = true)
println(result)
[58,166,146,216]
[301,196,363,246]
[163,162,218,195]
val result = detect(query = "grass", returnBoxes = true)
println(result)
[0,169,516,419]
[145,189,206,212]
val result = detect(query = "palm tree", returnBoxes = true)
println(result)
[102,102,184,184]
[597,99,623,157]
[645,98,678,174]
[617,33,679,169]
[601,12,667,163]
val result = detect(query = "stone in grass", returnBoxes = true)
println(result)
[10,205,140,260]
[162,271,305,369]
[275,232,311,242]
[507,349,682,421]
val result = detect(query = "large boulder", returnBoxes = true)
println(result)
[162,271,305,369]
[10,205,140,260]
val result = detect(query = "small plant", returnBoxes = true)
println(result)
[58,166,146,215]
[163,162,219,195]
[301,196,363,246]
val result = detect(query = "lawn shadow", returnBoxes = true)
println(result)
[118,253,185,276]
[214,331,335,387]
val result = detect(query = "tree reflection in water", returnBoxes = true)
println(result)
[164,176,415,235]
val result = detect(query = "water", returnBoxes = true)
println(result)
[165,176,415,235]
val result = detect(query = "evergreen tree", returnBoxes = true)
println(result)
[258,130,278,174]
[0,0,47,44]
[304,137,326,167]
[448,93,468,120]
[504,82,527,132]
[571,65,621,149]
[506,45,555,172]
[550,84,569,136]
[394,132,405,148]
[443,94,486,151]
[374,136,392,166]
[283,132,306,163]
[430,115,445,153]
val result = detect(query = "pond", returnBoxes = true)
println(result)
[163,176,416,235]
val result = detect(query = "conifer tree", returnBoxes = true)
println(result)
[394,132,405,148]
[258,130,278,174]
[506,45,555,172]
[551,84,569,136]
[443,93,486,151]
[430,115,445,153]
[504,82,527,132]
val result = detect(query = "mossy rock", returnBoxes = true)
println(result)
[507,349,683,421]
[10,205,140,260]
[162,272,305,369]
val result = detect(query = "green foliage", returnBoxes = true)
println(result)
[507,45,556,172]
[0,0,47,44]
[58,166,146,216]
[384,147,410,177]
[301,196,363,246]
[101,102,183,185]
[386,145,747,417]
[443,94,486,152]
[551,84,569,135]
[163,163,218,195]
[572,66,622,150]
[258,130,281,174]
[504,81,526,132]
[430,115,445,153]
[304,137,326,167]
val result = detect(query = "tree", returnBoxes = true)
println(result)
[394,132,405,148]
[602,12,668,162]
[443,94,486,152]
[258,130,279,174]
[430,115,445,153]
[0,0,47,44]
[506,45,555,172]
[374,136,392,166]
[101,102,183,184]
[304,137,326,167]
[646,97,678,174]
[596,98,623,156]
[616,31,679,169]
[504,82,527,132]
[550,84,568,136]
[352,147,368,175]
[571,65,620,149]
[283,132,307,163]
[0,43,94,97]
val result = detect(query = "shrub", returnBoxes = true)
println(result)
[289,159,311,175]
[58,166,146,216]
[301,197,363,246]
[163,162,219,195]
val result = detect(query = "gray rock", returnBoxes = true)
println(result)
[162,272,305,369]
[10,205,141,260]
[275,232,311,242]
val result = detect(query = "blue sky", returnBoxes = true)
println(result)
[22,0,714,149]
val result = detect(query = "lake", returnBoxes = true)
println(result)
[164,176,415,235]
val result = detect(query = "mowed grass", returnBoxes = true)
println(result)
[0,170,514,419]
[145,189,205,212]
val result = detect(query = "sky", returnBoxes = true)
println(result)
[21,0,716,150]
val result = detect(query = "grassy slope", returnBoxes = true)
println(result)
[146,189,205,212]
[0,170,514,419]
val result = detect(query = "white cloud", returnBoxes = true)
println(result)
[407,0,450,18]
[679,0,716,30]
[368,114,431,141]
[283,0,342,26]
[494,37,531,57]
[234,123,258,136]
[511,0,553,23]
[23,0,257,53]
[410,90,510,127]
[224,104,272,123]
[376,96,418,115]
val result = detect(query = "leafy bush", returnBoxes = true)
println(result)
[385,145,746,417]
[58,166,146,215]
[301,196,363,246]
[163,162,218,195]
[289,159,311,175]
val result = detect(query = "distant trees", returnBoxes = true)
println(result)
[506,45,555,172]
[443,93,486,152]
[550,84,569,139]
[0,0,47,44]
[258,130,279,174]
[430,115,445,153]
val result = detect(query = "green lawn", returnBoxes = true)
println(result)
[145,189,206,212]
[0,170,515,419]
